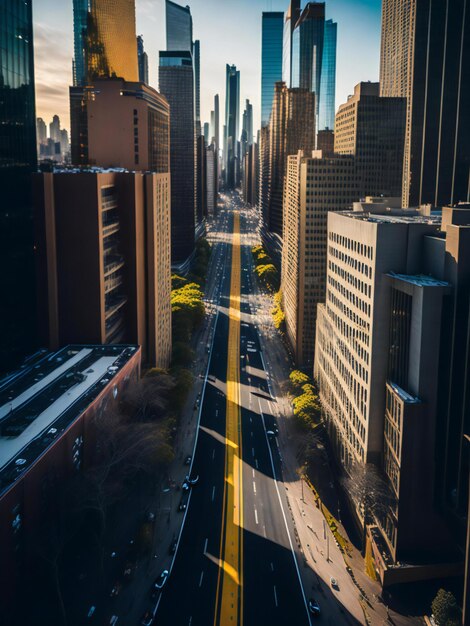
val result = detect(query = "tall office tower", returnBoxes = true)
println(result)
[193,40,201,124]
[214,94,220,154]
[335,82,406,199]
[71,79,170,172]
[318,19,337,131]
[282,0,301,88]
[206,143,218,217]
[259,124,271,227]
[315,201,470,587]
[210,111,215,141]
[224,64,240,189]
[196,134,208,224]
[242,99,254,147]
[243,143,259,207]
[0,0,37,375]
[292,2,325,123]
[266,82,316,239]
[380,0,469,207]
[60,129,70,158]
[72,0,139,86]
[160,52,195,263]
[49,115,61,143]
[166,0,193,51]
[261,12,284,127]
[137,35,149,84]
[36,118,47,147]
[34,171,172,368]
[204,123,210,144]
[282,151,357,366]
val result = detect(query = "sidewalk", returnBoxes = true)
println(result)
[243,206,422,626]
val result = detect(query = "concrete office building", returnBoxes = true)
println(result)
[314,201,470,585]
[282,151,357,366]
[159,51,195,263]
[71,78,170,172]
[196,134,208,225]
[0,344,141,621]
[264,82,316,241]
[316,129,334,156]
[261,12,284,127]
[206,143,218,217]
[34,171,172,369]
[380,0,469,207]
[335,82,406,199]
[243,142,259,208]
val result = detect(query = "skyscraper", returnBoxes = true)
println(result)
[282,0,301,88]
[380,0,469,207]
[160,51,195,263]
[137,35,149,84]
[36,118,47,147]
[335,82,406,199]
[193,39,201,124]
[318,19,337,131]
[242,100,253,147]
[224,64,240,189]
[214,93,220,154]
[49,115,61,143]
[72,0,139,86]
[0,0,37,374]
[261,12,284,127]
[166,0,193,51]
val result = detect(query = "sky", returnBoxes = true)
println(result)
[33,0,382,135]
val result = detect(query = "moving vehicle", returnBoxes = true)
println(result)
[179,490,190,511]
[141,611,153,626]
[153,569,169,590]
[308,598,321,616]
[330,577,339,589]
[185,475,199,486]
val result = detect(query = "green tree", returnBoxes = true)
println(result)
[431,589,461,626]
[171,341,195,368]
[289,370,311,391]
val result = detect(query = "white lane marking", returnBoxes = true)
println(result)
[203,537,208,554]
[251,431,253,438]
[252,447,255,456]
[258,397,313,626]
[211,486,215,502]
[263,524,267,538]
[212,449,215,460]
[270,562,274,572]
[253,481,257,495]
[252,468,255,478]
[216,409,219,417]
[273,586,278,607]
[199,571,204,587]
[255,459,259,470]
[254,508,259,524]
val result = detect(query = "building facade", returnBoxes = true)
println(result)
[137,35,149,84]
[0,0,38,375]
[282,151,357,366]
[224,64,240,189]
[166,0,193,51]
[261,12,284,127]
[282,0,301,89]
[34,171,172,369]
[0,344,141,622]
[335,82,406,199]
[318,19,337,132]
[159,51,195,263]
[380,0,469,208]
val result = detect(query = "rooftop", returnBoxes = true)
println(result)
[0,345,139,496]
[339,210,442,226]
[387,272,450,289]
[387,381,420,404]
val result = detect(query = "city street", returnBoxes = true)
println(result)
[152,194,362,625]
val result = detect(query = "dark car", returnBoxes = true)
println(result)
[169,538,178,555]
[179,490,190,511]
[184,455,192,466]
[308,598,321,616]
[153,569,169,591]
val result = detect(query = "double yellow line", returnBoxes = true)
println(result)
[214,212,244,626]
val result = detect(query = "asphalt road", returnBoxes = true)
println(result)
[153,193,312,626]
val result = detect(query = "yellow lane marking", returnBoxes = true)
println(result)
[214,212,244,626]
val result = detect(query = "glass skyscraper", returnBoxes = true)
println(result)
[72,0,139,85]
[318,19,337,131]
[166,0,193,52]
[0,0,38,373]
[261,12,284,127]
[282,0,300,88]
[291,3,325,98]
[224,64,240,189]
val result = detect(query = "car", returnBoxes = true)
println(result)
[87,606,96,618]
[146,511,156,522]
[110,581,122,597]
[330,577,339,589]
[123,562,136,581]
[266,430,277,438]
[179,490,190,511]
[308,598,321,616]
[182,480,190,491]
[141,611,153,626]
[169,539,178,555]
[185,475,199,486]
[184,455,192,466]
[153,569,169,590]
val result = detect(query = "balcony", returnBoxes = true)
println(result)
[104,271,124,294]
[104,254,125,278]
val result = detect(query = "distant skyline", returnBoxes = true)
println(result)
[33,0,382,134]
